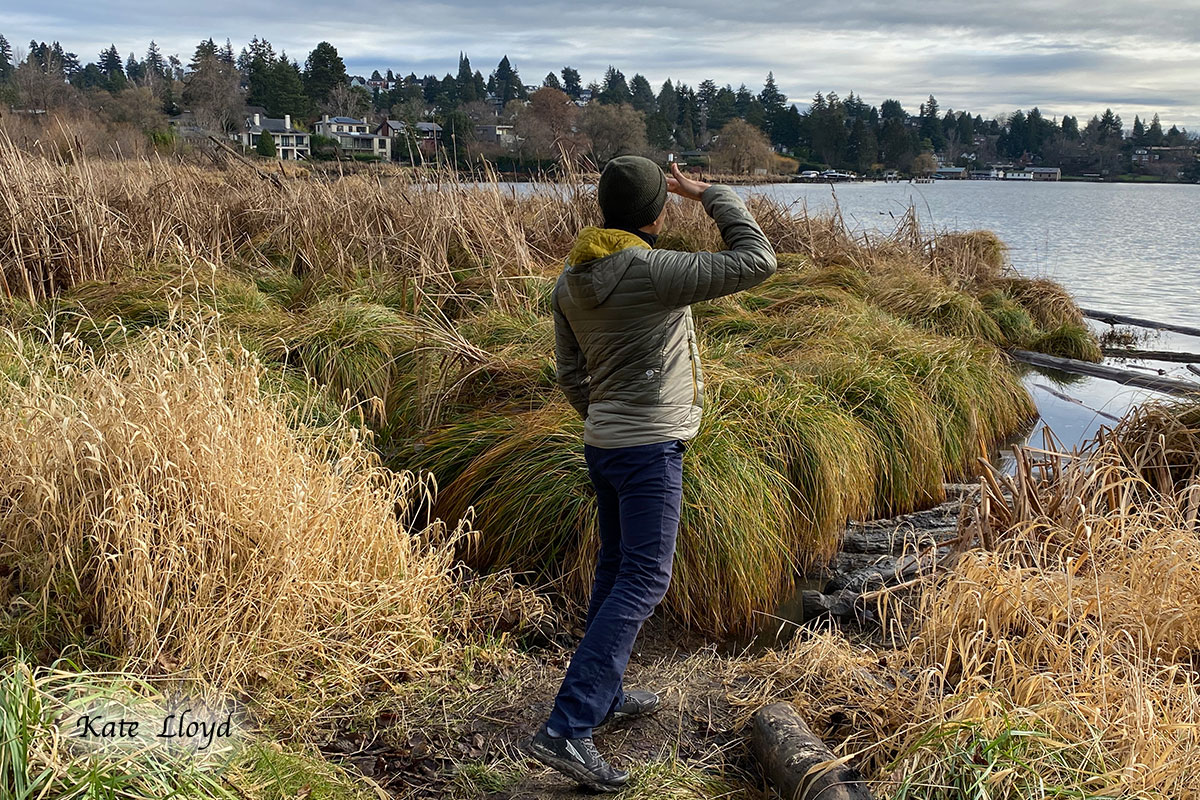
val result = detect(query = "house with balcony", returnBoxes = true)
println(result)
[474,124,517,148]
[376,119,442,161]
[314,115,391,160]
[232,113,311,160]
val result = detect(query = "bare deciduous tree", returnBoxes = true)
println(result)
[579,102,646,163]
[710,119,773,174]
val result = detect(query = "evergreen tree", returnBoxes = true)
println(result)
[1061,115,1079,140]
[271,53,309,118]
[733,84,753,118]
[758,72,785,115]
[0,34,12,84]
[256,128,277,157]
[918,94,946,151]
[144,41,166,83]
[599,66,631,105]
[244,37,278,109]
[879,98,905,121]
[99,44,124,78]
[629,73,656,114]
[1098,108,1122,142]
[560,66,581,99]
[543,71,562,91]
[1147,113,1164,146]
[697,79,718,114]
[706,86,736,132]
[656,80,678,127]
[491,55,525,105]
[1132,114,1145,143]
[303,41,348,107]
[125,53,143,85]
[219,39,235,64]
[190,38,218,71]
[455,53,477,102]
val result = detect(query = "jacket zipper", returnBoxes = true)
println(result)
[688,333,699,405]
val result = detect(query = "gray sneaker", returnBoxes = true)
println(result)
[593,690,662,734]
[525,725,630,792]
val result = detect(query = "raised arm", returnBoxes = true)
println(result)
[649,167,777,308]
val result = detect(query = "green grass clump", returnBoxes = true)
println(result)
[1028,322,1104,362]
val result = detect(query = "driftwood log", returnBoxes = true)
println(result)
[752,702,875,800]
[1009,349,1200,396]
[1103,347,1200,364]
[1082,308,1200,339]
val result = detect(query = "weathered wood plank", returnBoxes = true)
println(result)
[1009,349,1200,397]
[751,702,875,800]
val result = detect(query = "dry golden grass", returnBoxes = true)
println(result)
[729,400,1200,798]
[0,322,539,734]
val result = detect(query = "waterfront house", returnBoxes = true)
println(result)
[474,124,517,147]
[232,113,311,160]
[314,115,391,160]
[934,166,968,180]
[1004,169,1033,181]
[1028,167,1061,181]
[375,119,441,161]
[969,168,1004,180]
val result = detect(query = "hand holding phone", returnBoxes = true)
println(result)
[666,162,711,202]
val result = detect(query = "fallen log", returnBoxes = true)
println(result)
[1103,347,1200,363]
[1009,349,1200,397]
[752,702,875,800]
[1082,308,1200,339]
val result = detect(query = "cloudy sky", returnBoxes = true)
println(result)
[7,1,1200,128]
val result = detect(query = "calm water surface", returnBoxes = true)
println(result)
[742,180,1200,328]
[743,180,1200,455]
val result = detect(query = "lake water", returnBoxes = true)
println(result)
[740,180,1200,458]
[741,180,1200,328]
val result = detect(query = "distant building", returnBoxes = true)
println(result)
[474,123,517,147]
[314,115,391,160]
[167,110,210,140]
[232,113,310,160]
[969,168,1004,180]
[1004,169,1033,181]
[375,119,441,160]
[1028,167,1061,181]
[934,166,968,179]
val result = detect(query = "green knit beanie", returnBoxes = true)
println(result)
[598,155,667,230]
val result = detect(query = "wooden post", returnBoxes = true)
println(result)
[751,702,875,800]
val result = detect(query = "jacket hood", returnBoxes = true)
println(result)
[563,226,650,308]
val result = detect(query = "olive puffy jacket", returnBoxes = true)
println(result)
[552,184,777,448]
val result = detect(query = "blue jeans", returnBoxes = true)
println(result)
[546,439,685,739]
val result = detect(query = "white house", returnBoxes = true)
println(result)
[233,113,310,160]
[313,115,391,160]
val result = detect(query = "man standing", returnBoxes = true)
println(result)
[526,156,777,791]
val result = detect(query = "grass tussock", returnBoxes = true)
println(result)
[0,138,1097,634]
[0,323,537,733]
[733,399,1200,798]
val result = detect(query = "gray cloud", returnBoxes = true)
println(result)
[7,0,1199,127]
